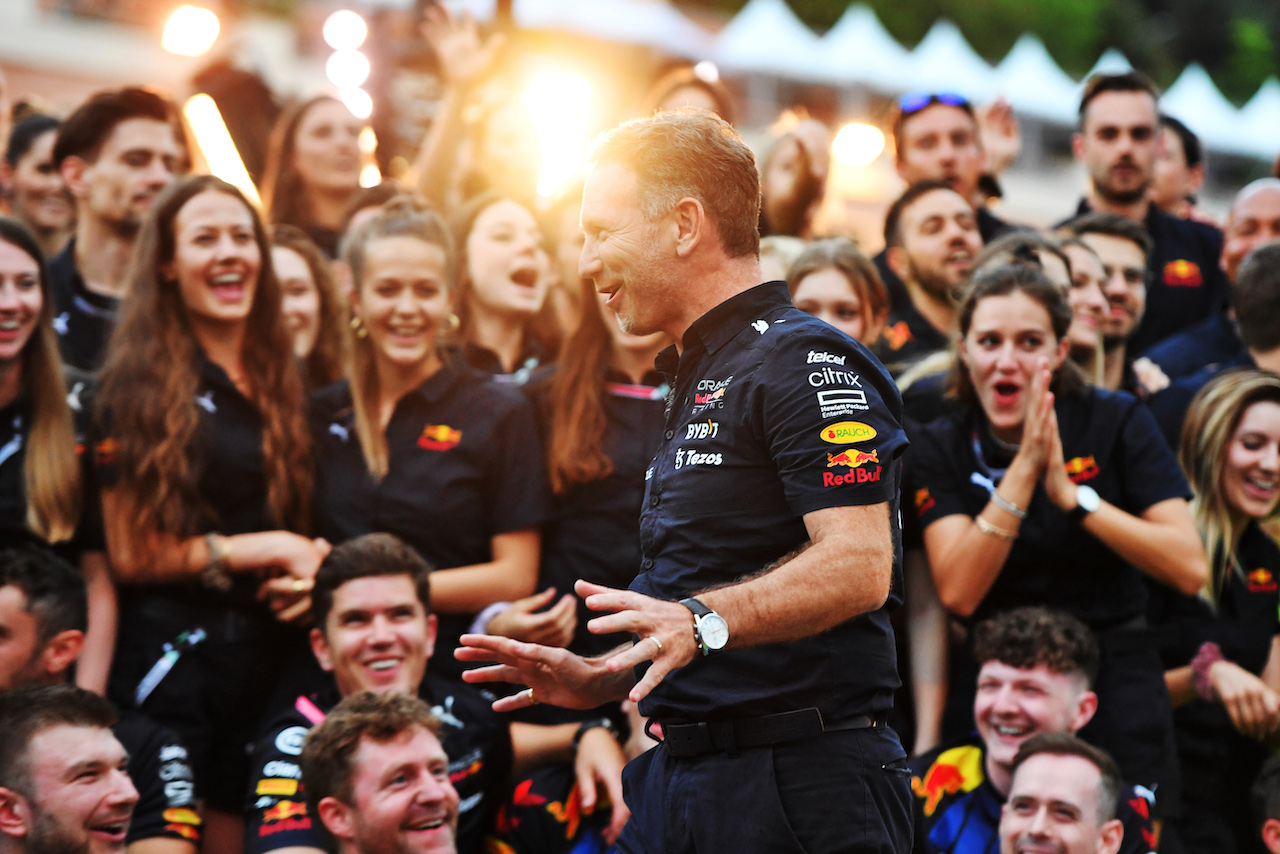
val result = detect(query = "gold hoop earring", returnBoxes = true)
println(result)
[447,313,461,332]
[350,315,368,339]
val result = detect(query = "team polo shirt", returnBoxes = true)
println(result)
[911,387,1190,628]
[1067,200,1227,355]
[115,709,204,847]
[48,239,121,372]
[95,355,279,611]
[244,671,511,854]
[0,367,100,554]
[909,733,1156,854]
[1148,350,1253,450]
[633,281,909,722]
[879,298,952,377]
[311,356,551,668]
[530,367,667,658]
[1138,310,1241,382]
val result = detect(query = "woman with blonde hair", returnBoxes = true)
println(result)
[1151,368,1280,853]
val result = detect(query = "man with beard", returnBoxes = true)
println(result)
[50,87,186,370]
[0,684,139,854]
[0,548,201,854]
[879,179,982,375]
[299,692,458,854]
[1058,213,1153,395]
[874,93,1019,314]
[998,734,1126,854]
[1064,72,1226,356]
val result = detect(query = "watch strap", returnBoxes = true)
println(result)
[679,597,712,618]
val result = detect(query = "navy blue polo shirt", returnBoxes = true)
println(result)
[1067,200,1227,355]
[530,368,667,658]
[1138,310,1241,382]
[94,354,282,611]
[48,239,121,372]
[633,281,908,723]
[311,355,551,665]
[879,299,951,377]
[1148,351,1253,450]
[911,386,1191,628]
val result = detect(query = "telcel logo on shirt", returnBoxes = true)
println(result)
[820,421,876,444]
[418,424,462,451]
[807,350,846,365]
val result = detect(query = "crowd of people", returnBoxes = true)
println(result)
[1,15,1280,854]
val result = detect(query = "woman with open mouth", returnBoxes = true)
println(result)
[1149,368,1280,853]
[448,192,557,384]
[95,174,322,854]
[910,262,1208,823]
[311,195,549,680]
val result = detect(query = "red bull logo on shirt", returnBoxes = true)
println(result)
[884,320,912,351]
[418,424,462,451]
[823,449,880,486]
[1064,455,1099,483]
[916,487,935,516]
[910,745,984,816]
[262,800,308,823]
[1248,568,1278,592]
[1163,259,1203,287]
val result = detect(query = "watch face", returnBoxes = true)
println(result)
[700,614,730,649]
[1078,485,1101,513]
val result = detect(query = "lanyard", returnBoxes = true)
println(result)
[969,430,1011,496]
[135,628,207,706]
[606,382,670,401]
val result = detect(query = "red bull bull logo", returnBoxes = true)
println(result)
[1064,455,1099,483]
[916,487,935,516]
[262,800,308,824]
[884,320,912,351]
[828,449,878,468]
[1163,259,1203,287]
[418,424,462,451]
[1249,568,1277,592]
[910,745,984,816]
[694,387,725,406]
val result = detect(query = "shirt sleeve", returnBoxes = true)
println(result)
[115,716,203,847]
[1117,786,1157,854]
[243,719,321,854]
[758,329,909,517]
[908,417,978,529]
[483,392,552,536]
[1117,399,1192,513]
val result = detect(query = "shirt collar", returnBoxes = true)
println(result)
[682,280,792,358]
[407,352,469,405]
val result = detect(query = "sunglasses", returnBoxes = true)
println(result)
[897,91,971,116]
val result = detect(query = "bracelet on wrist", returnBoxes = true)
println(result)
[989,490,1027,519]
[976,516,1018,541]
[201,533,233,592]
[1191,641,1224,702]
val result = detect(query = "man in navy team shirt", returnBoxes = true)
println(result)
[460,109,912,853]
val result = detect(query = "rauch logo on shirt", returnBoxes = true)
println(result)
[820,421,876,444]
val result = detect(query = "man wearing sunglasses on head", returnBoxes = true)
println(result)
[874,91,1020,315]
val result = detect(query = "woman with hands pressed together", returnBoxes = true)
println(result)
[95,175,325,854]
[909,263,1207,815]
[1150,369,1280,853]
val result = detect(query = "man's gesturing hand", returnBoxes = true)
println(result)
[577,579,700,705]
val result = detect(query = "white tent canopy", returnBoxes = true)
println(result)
[712,0,824,81]
[901,19,996,102]
[993,35,1079,124]
[452,0,711,59]
[1162,63,1253,156]
[1236,77,1280,161]
[815,4,911,91]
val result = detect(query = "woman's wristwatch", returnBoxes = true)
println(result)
[1066,485,1100,525]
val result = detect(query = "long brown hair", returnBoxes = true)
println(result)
[343,196,455,479]
[0,218,80,541]
[270,224,350,389]
[98,175,312,546]
[546,278,614,494]
[1180,369,1280,606]
[261,96,344,232]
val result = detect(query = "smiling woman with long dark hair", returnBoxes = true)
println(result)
[95,174,322,854]
[910,262,1207,816]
